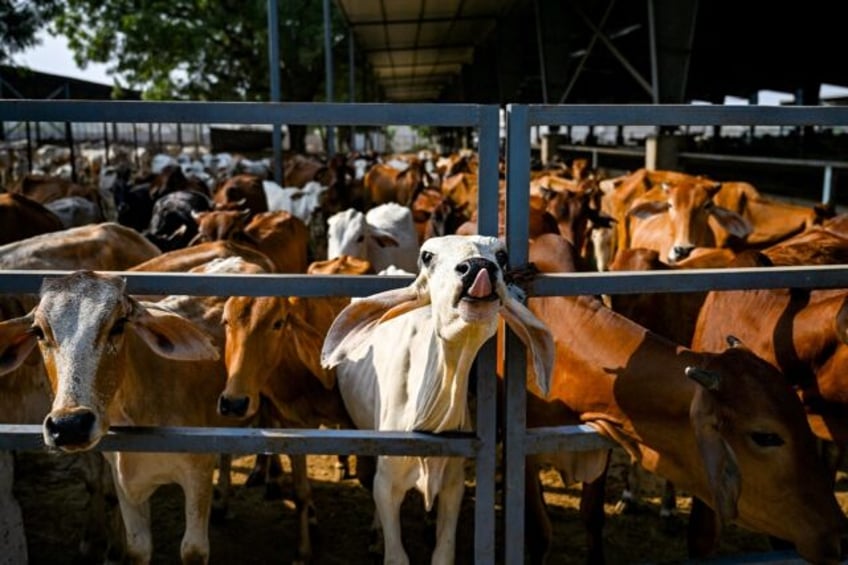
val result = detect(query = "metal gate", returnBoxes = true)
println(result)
[3,100,848,563]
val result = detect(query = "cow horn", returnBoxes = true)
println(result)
[685,366,721,391]
[725,335,743,348]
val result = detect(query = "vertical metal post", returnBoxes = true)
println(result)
[473,104,501,564]
[349,31,356,150]
[503,104,530,565]
[103,122,111,166]
[64,84,77,182]
[25,121,33,173]
[533,0,548,104]
[823,165,834,205]
[323,0,335,156]
[647,0,660,103]
[267,0,283,184]
[132,123,140,168]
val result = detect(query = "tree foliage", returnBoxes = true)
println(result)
[0,0,60,63]
[54,0,349,102]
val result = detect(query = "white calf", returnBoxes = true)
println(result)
[326,203,420,273]
[321,235,554,564]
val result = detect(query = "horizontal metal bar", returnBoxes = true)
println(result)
[2,265,846,298]
[0,271,414,297]
[527,104,848,126]
[0,100,490,127]
[524,425,617,454]
[531,265,848,296]
[0,424,479,457]
[679,151,848,170]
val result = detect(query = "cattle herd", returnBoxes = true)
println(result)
[1,142,848,564]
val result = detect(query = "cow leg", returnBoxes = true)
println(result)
[113,484,154,564]
[431,459,465,565]
[579,461,609,565]
[178,462,214,565]
[687,496,719,560]
[524,458,552,565]
[77,452,120,559]
[335,454,353,481]
[212,453,232,523]
[355,455,384,556]
[614,460,643,514]
[372,459,409,565]
[289,454,316,564]
[0,452,27,565]
[659,480,680,534]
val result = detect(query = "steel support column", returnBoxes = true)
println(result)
[267,0,283,184]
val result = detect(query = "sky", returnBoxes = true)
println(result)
[15,30,114,85]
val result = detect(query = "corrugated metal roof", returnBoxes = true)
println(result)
[336,0,521,101]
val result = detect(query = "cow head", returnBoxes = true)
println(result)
[0,271,218,452]
[321,235,554,395]
[686,336,846,562]
[628,181,752,263]
[219,295,343,419]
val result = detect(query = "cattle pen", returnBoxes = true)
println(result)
[2,100,848,563]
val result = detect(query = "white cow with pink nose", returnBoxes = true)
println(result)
[321,235,554,565]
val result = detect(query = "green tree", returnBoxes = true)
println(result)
[0,0,60,62]
[55,0,352,150]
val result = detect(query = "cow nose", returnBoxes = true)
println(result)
[456,258,497,283]
[218,395,250,417]
[44,410,96,447]
[670,245,693,261]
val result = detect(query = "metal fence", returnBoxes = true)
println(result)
[3,100,848,563]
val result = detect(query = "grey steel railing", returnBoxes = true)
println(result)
[504,103,848,564]
[3,100,848,563]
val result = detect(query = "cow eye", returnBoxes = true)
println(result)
[420,250,434,266]
[110,318,127,337]
[356,235,365,243]
[29,326,45,340]
[750,431,785,447]
[273,319,284,330]
[495,250,509,268]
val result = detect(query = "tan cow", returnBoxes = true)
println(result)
[520,233,845,564]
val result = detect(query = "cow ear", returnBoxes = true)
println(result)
[500,296,555,397]
[709,206,752,240]
[287,313,336,389]
[128,301,220,361]
[321,282,428,369]
[0,313,38,376]
[626,199,669,219]
[687,366,741,528]
[370,228,400,248]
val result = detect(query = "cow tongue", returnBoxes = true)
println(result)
[467,268,492,298]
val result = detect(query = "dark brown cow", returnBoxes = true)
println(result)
[212,174,269,216]
[0,192,65,244]
[519,233,845,564]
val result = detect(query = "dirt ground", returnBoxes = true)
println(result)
[12,447,848,564]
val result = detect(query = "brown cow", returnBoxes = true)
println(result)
[212,174,269,216]
[520,233,845,564]
[190,210,311,274]
[218,256,372,561]
[364,160,431,208]
[0,192,65,244]
[130,239,275,275]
